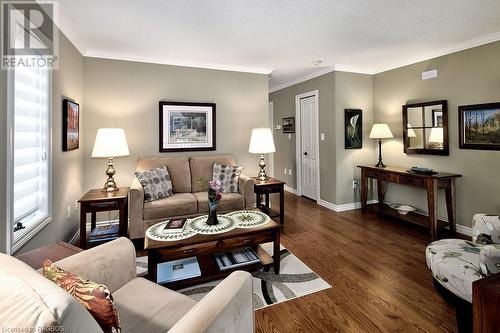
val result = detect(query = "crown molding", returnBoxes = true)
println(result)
[84,52,273,74]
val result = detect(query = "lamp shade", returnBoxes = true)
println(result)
[428,127,444,143]
[91,128,130,158]
[407,124,417,138]
[369,123,394,139]
[249,128,276,154]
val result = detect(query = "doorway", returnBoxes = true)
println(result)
[268,101,274,178]
[295,91,320,201]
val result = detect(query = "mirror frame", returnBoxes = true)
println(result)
[402,100,449,155]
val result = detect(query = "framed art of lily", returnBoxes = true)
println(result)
[159,101,216,152]
[345,109,362,149]
[459,102,500,150]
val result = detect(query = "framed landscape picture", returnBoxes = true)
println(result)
[459,102,500,150]
[345,109,362,149]
[282,117,295,133]
[62,99,79,151]
[159,101,216,152]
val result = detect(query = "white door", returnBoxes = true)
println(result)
[300,96,318,200]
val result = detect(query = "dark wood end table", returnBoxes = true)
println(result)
[144,217,281,290]
[78,187,129,249]
[252,177,286,225]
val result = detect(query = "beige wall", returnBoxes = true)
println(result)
[374,41,500,227]
[82,58,268,191]
[0,6,7,251]
[269,71,375,205]
[17,32,85,253]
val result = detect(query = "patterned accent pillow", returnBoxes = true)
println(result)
[135,166,173,202]
[42,259,120,333]
[212,163,242,193]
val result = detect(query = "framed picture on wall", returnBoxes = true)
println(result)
[159,101,216,152]
[459,102,500,150]
[282,117,295,133]
[345,109,362,149]
[62,99,80,151]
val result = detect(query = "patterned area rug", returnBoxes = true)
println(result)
[135,243,331,309]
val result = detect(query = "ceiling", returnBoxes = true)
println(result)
[57,0,500,91]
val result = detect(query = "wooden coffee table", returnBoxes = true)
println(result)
[144,218,281,289]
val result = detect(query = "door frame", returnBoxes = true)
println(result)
[295,90,320,202]
[268,101,274,177]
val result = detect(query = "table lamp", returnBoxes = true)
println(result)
[428,127,444,148]
[248,128,276,181]
[369,123,393,168]
[91,128,130,192]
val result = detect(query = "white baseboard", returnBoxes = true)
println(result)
[318,199,378,213]
[455,224,472,237]
[68,230,80,245]
[284,185,297,195]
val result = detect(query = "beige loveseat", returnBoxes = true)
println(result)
[0,238,254,333]
[130,155,255,239]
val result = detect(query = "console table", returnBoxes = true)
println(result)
[358,165,462,239]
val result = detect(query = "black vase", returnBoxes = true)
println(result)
[206,202,219,225]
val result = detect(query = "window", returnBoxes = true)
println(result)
[8,31,51,252]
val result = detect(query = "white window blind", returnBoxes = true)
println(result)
[12,56,50,240]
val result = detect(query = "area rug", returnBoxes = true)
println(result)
[135,243,331,309]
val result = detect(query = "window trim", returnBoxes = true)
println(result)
[6,65,53,254]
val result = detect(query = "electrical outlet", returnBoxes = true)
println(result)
[288,169,292,175]
[320,133,325,141]
[284,168,287,175]
[352,179,359,189]
[288,134,291,140]
[66,206,71,220]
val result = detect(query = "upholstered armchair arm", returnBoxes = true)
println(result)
[130,176,145,239]
[480,244,500,276]
[239,174,255,209]
[168,271,253,333]
[54,238,136,293]
[472,214,500,244]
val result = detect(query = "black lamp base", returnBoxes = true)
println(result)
[375,138,387,168]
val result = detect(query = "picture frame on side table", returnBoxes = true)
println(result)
[459,102,500,150]
[159,101,216,152]
[345,109,362,149]
[62,99,80,151]
[282,117,295,133]
[432,109,444,127]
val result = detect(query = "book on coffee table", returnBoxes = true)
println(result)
[214,248,261,271]
[162,219,188,234]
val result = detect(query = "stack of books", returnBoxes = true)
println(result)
[214,248,261,271]
[157,257,201,284]
[89,224,119,243]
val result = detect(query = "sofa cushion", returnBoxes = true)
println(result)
[190,155,235,192]
[135,166,173,202]
[213,163,242,193]
[193,191,244,213]
[42,259,120,332]
[0,253,104,333]
[113,277,196,333]
[143,193,197,221]
[136,157,191,193]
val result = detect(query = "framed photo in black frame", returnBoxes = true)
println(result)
[159,101,216,152]
[459,102,500,150]
[344,109,362,149]
[282,117,295,133]
[62,99,79,151]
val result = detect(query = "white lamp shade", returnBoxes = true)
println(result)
[428,127,444,143]
[407,124,417,138]
[369,123,394,139]
[249,128,276,154]
[91,128,130,158]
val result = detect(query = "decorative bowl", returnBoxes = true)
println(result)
[389,203,416,215]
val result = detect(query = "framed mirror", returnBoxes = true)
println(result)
[402,100,449,155]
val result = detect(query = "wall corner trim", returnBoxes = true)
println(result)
[284,186,297,195]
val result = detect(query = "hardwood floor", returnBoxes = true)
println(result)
[255,192,458,333]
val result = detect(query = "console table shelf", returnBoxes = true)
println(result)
[358,165,462,239]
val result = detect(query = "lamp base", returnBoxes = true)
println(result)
[375,138,387,168]
[257,154,268,182]
[102,158,119,192]
[374,160,386,168]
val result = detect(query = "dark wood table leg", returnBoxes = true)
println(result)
[119,199,128,237]
[427,178,439,239]
[279,185,284,225]
[265,193,270,212]
[445,179,456,235]
[360,169,368,212]
[79,206,87,249]
[90,212,97,230]
[256,192,261,211]
[273,230,280,274]
[377,179,386,210]
[148,251,158,283]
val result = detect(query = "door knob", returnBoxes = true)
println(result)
[303,152,308,156]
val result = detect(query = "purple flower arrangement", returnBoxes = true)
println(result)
[208,180,223,204]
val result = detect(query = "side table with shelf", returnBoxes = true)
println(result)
[78,187,129,249]
[252,177,286,225]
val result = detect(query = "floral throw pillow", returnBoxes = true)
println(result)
[42,259,120,333]
[135,166,173,202]
[212,163,242,193]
